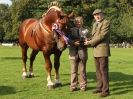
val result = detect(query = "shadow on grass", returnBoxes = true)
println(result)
[60,73,95,90]
[87,72,133,95]
[0,86,16,95]
[0,57,22,60]
[0,86,29,95]
[62,82,70,87]
[109,72,133,95]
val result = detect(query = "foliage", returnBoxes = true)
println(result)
[0,4,11,42]
[0,0,133,43]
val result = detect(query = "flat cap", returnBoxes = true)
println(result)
[92,9,103,15]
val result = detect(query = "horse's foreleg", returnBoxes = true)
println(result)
[54,51,62,87]
[43,53,54,89]
[21,44,29,79]
[29,50,39,77]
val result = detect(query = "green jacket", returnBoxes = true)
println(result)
[89,19,111,57]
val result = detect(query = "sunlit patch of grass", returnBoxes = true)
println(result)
[0,46,133,99]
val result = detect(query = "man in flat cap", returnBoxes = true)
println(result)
[84,9,111,97]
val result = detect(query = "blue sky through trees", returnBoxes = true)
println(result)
[0,0,12,6]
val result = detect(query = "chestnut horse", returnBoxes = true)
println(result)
[19,6,71,89]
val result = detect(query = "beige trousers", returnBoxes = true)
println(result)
[70,57,87,89]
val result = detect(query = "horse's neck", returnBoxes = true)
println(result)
[39,18,52,33]
[44,12,58,27]
[44,6,61,22]
[41,6,61,31]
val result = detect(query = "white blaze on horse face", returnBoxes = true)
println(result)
[53,32,65,51]
[57,38,65,51]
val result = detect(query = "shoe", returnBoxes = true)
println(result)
[93,89,102,94]
[100,92,110,97]
[80,87,87,91]
[70,87,77,92]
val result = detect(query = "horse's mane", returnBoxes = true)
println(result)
[42,6,61,17]
[48,6,61,12]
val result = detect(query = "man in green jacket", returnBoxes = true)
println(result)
[84,9,110,97]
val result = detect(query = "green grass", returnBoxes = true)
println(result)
[0,45,133,99]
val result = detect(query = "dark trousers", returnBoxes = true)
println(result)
[94,57,109,93]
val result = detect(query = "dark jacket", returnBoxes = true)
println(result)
[68,27,89,60]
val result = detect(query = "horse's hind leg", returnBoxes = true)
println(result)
[21,44,29,79]
[29,50,39,78]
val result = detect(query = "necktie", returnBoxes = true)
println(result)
[77,28,80,37]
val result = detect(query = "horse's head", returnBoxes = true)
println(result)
[52,12,73,51]
[41,6,73,51]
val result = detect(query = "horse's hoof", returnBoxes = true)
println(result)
[47,85,55,90]
[54,83,62,88]
[22,76,27,79]
[22,72,28,79]
[28,74,35,78]
[27,72,34,78]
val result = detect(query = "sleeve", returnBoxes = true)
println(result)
[68,28,75,45]
[89,21,110,46]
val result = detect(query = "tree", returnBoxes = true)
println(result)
[0,4,11,42]
[1,0,133,43]
[9,0,50,41]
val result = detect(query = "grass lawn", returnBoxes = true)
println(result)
[0,45,133,99]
